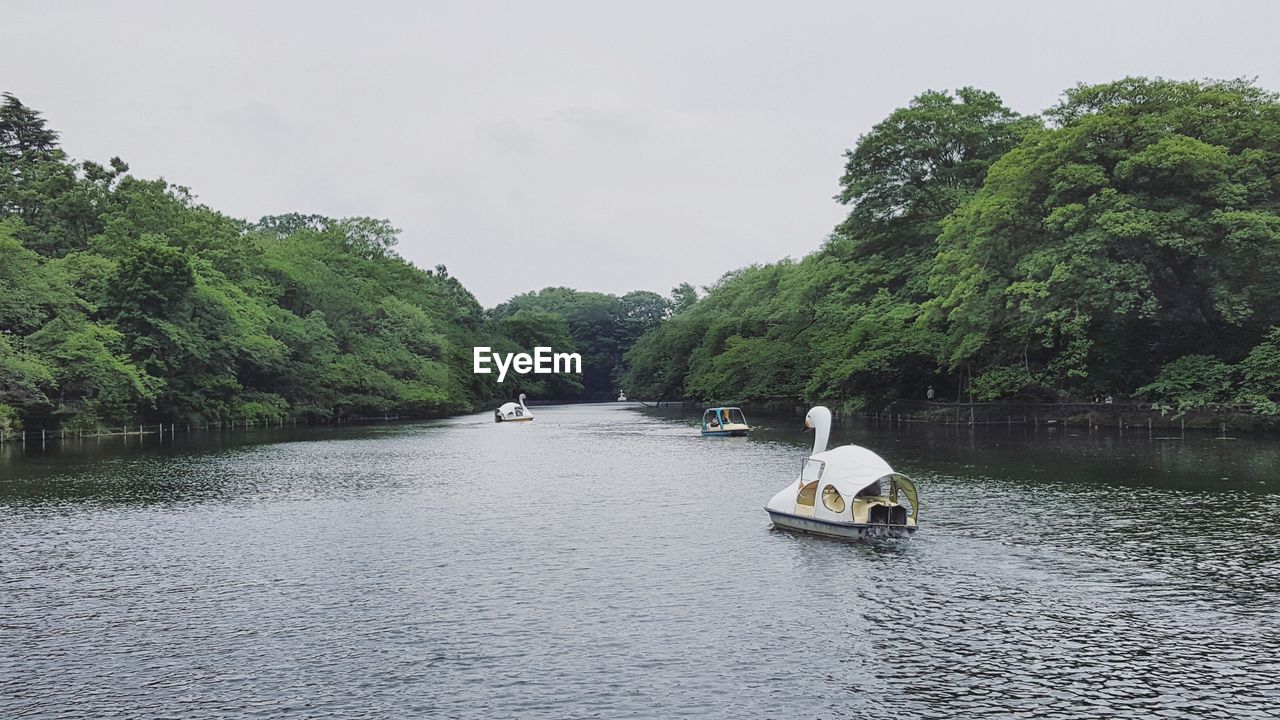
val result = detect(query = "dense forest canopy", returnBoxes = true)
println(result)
[489,287,676,402]
[0,93,657,433]
[623,78,1280,416]
[5,77,1278,432]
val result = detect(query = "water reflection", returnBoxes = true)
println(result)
[1,405,1277,718]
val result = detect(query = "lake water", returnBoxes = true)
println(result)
[2,404,1278,718]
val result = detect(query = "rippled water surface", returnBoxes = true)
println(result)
[3,404,1279,718]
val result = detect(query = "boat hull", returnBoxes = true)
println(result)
[766,509,915,540]
[702,429,748,437]
[495,417,534,423]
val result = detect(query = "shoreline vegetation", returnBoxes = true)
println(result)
[0,93,669,434]
[0,397,1253,451]
[4,77,1280,437]
[0,414,406,446]
[651,398,1270,435]
[624,78,1280,430]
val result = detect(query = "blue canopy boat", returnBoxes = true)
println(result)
[701,407,750,437]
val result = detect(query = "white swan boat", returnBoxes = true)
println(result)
[494,393,533,422]
[765,406,918,539]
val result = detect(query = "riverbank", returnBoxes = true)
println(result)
[0,414,414,447]
[876,400,1280,434]
[657,398,1280,435]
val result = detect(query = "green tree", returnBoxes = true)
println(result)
[929,78,1280,397]
[28,317,159,423]
[0,93,518,428]
[670,283,699,314]
[491,287,665,401]
[834,87,1039,294]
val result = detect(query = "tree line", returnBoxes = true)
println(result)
[623,78,1280,417]
[0,93,665,433]
[488,285,692,402]
[7,78,1277,432]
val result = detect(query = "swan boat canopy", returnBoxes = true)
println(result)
[494,393,533,422]
[701,407,749,436]
[765,406,918,539]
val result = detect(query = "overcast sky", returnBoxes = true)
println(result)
[4,1,1279,306]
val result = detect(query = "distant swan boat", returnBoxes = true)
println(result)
[765,407,918,539]
[495,393,533,422]
[617,392,627,401]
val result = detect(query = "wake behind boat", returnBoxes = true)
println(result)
[765,407,918,539]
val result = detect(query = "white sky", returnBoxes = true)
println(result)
[4,1,1278,305]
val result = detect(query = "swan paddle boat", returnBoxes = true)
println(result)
[765,406,918,539]
[701,407,750,436]
[494,393,533,422]
[617,391,628,401]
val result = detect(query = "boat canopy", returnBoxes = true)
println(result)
[703,407,747,423]
[800,445,918,520]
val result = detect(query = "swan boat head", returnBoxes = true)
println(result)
[803,406,832,455]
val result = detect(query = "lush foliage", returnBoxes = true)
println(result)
[625,79,1280,415]
[0,94,518,429]
[490,287,672,401]
[8,78,1279,427]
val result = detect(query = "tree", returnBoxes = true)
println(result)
[834,87,1039,295]
[623,89,1030,408]
[0,93,60,163]
[625,78,1280,413]
[670,283,699,314]
[28,317,159,423]
[929,78,1280,397]
[490,287,657,401]
[0,92,524,429]
[493,309,584,399]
